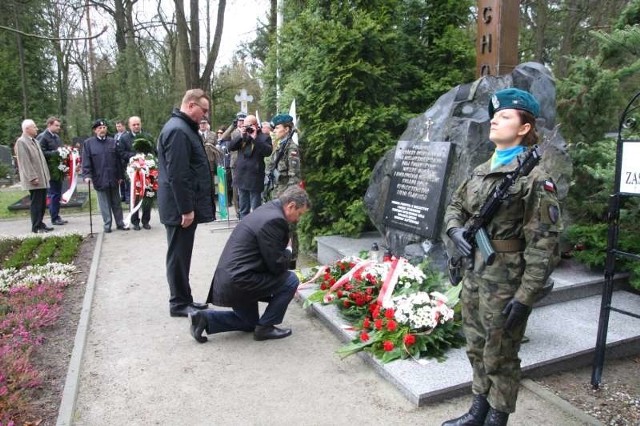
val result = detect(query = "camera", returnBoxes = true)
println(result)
[244,126,255,134]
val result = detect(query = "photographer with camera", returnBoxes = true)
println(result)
[228,114,272,219]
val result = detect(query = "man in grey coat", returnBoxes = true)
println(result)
[14,119,54,233]
[189,186,310,343]
[157,89,215,318]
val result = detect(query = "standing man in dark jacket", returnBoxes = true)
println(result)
[157,89,215,318]
[228,114,272,219]
[189,186,310,343]
[82,119,129,233]
[37,116,68,226]
[118,116,154,230]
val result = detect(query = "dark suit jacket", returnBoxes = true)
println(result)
[207,199,292,307]
[157,108,214,226]
[228,131,272,192]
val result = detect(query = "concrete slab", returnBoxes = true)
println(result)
[297,286,640,406]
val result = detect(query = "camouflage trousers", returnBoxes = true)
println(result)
[461,270,530,413]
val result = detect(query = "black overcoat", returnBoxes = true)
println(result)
[157,109,214,226]
[228,131,272,192]
[206,200,293,307]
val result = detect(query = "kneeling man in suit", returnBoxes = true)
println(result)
[190,186,310,342]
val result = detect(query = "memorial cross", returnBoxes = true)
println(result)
[234,88,254,114]
[476,0,519,77]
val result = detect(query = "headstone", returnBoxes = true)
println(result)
[364,62,573,268]
[383,141,452,239]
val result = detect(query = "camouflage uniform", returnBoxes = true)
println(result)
[268,133,302,263]
[443,151,562,413]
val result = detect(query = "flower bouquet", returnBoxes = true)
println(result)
[126,153,158,201]
[303,255,463,363]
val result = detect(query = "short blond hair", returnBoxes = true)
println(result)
[181,89,209,106]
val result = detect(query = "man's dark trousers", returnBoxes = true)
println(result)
[29,188,47,232]
[201,271,299,333]
[48,179,62,221]
[165,222,198,308]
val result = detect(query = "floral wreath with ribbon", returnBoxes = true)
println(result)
[58,146,81,204]
[124,136,158,226]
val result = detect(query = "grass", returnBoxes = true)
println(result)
[0,183,99,220]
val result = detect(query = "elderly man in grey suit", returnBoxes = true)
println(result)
[14,119,54,233]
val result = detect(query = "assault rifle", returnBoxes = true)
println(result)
[262,130,295,203]
[448,145,542,285]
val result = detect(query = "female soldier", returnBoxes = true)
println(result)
[442,88,562,426]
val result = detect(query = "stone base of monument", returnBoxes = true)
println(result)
[300,236,640,406]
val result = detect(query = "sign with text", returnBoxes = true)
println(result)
[383,141,452,239]
[620,141,640,194]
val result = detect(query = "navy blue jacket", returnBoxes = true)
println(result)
[82,136,123,191]
[157,108,214,226]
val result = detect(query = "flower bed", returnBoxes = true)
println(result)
[0,234,82,424]
[302,256,464,363]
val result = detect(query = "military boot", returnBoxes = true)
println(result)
[484,407,509,426]
[441,394,489,426]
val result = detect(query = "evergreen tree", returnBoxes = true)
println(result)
[268,0,474,248]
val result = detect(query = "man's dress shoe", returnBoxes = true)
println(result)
[52,218,68,225]
[170,305,197,317]
[142,223,151,230]
[254,325,292,341]
[190,302,208,310]
[116,225,130,231]
[188,311,208,343]
[40,224,54,231]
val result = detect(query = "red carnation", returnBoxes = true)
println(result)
[374,319,383,330]
[384,308,395,319]
[343,299,350,307]
[360,331,370,342]
[362,318,371,329]
[386,320,397,332]
[383,340,394,351]
[403,334,416,346]
[336,290,343,298]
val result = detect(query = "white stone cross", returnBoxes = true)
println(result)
[234,89,254,114]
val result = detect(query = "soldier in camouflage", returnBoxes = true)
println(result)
[442,88,562,426]
[266,114,302,268]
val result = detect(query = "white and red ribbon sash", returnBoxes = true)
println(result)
[124,168,146,226]
[377,257,406,308]
[61,150,79,204]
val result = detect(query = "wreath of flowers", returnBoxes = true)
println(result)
[303,255,464,363]
[48,146,80,181]
[126,153,158,200]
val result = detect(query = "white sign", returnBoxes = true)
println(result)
[620,142,640,194]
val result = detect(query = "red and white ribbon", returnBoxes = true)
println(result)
[124,168,146,226]
[61,150,80,204]
[377,257,406,308]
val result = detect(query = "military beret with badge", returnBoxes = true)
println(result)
[92,119,108,129]
[271,114,294,127]
[488,88,540,118]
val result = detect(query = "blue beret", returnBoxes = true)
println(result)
[92,119,108,129]
[270,114,293,127]
[488,88,540,118]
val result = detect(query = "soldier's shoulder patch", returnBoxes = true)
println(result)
[543,180,556,193]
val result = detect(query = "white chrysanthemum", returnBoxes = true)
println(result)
[392,290,454,330]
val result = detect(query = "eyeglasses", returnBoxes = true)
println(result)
[192,102,209,115]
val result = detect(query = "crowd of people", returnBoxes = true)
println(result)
[13,87,561,425]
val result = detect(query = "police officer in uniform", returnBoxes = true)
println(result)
[266,114,302,269]
[442,88,562,426]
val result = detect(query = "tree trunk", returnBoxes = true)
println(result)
[200,0,226,92]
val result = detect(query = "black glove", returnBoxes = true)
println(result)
[502,299,531,332]
[232,119,238,129]
[448,227,472,257]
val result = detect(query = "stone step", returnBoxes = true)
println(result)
[316,234,631,306]
[296,288,640,406]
